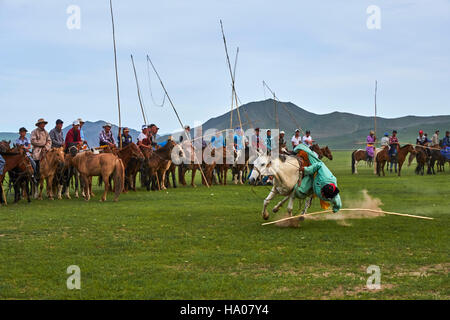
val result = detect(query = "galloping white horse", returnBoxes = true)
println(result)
[249,154,307,220]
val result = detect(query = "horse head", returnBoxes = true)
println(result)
[129,143,145,161]
[248,154,272,185]
[323,146,333,160]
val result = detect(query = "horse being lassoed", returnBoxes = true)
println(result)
[248,154,304,220]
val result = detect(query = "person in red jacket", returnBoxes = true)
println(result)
[65,120,83,151]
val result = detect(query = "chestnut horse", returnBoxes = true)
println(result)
[311,144,333,160]
[35,147,65,200]
[70,151,124,201]
[375,146,390,176]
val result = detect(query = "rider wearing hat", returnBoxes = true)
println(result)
[293,143,342,214]
[366,130,376,161]
[99,123,115,147]
[119,127,133,148]
[30,118,52,179]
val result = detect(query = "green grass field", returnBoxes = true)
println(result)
[0,151,448,299]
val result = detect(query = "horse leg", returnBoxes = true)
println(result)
[272,195,290,213]
[262,187,277,220]
[191,167,197,187]
[47,175,55,200]
[101,173,109,202]
[286,192,296,217]
[38,178,44,200]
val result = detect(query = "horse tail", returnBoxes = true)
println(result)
[113,158,124,201]
[351,150,356,174]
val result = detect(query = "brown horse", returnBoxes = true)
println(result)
[215,146,234,185]
[375,146,390,176]
[116,143,145,192]
[35,147,65,200]
[312,144,333,160]
[144,139,176,190]
[351,149,373,174]
[70,151,124,201]
[0,145,34,205]
[394,144,416,176]
[408,146,428,175]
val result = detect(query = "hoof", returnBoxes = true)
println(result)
[272,207,279,213]
[262,211,269,220]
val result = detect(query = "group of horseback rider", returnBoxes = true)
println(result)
[365,129,450,173]
[0,118,162,183]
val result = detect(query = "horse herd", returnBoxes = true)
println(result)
[351,144,449,176]
[0,138,334,205]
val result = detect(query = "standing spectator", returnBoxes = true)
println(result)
[291,129,302,149]
[302,130,314,147]
[366,130,376,161]
[31,118,52,179]
[211,131,224,149]
[65,120,83,150]
[279,131,286,151]
[49,119,64,148]
[99,123,115,147]
[265,129,272,154]
[234,127,245,151]
[251,128,264,152]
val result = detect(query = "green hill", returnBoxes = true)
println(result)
[200,99,450,149]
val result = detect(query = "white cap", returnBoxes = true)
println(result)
[280,131,285,134]
[77,118,85,123]
[73,120,80,126]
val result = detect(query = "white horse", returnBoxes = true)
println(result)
[248,154,311,220]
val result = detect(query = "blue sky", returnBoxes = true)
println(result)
[0,0,449,133]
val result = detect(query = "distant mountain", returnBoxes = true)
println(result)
[2,101,449,149]
[193,99,450,149]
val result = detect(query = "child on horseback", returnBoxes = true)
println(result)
[293,143,342,214]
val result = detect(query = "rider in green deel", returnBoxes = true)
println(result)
[293,143,342,213]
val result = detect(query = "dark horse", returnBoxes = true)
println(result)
[311,144,333,160]
[0,143,34,205]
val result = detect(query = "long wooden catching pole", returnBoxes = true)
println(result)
[261,208,434,226]
[131,54,147,126]
[374,80,377,139]
[146,54,210,188]
[109,0,122,148]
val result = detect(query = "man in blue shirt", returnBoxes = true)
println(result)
[211,131,224,148]
[233,127,245,151]
[15,127,37,172]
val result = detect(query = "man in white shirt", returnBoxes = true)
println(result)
[291,129,302,149]
[302,130,314,147]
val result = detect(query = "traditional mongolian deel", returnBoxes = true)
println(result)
[293,144,342,213]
